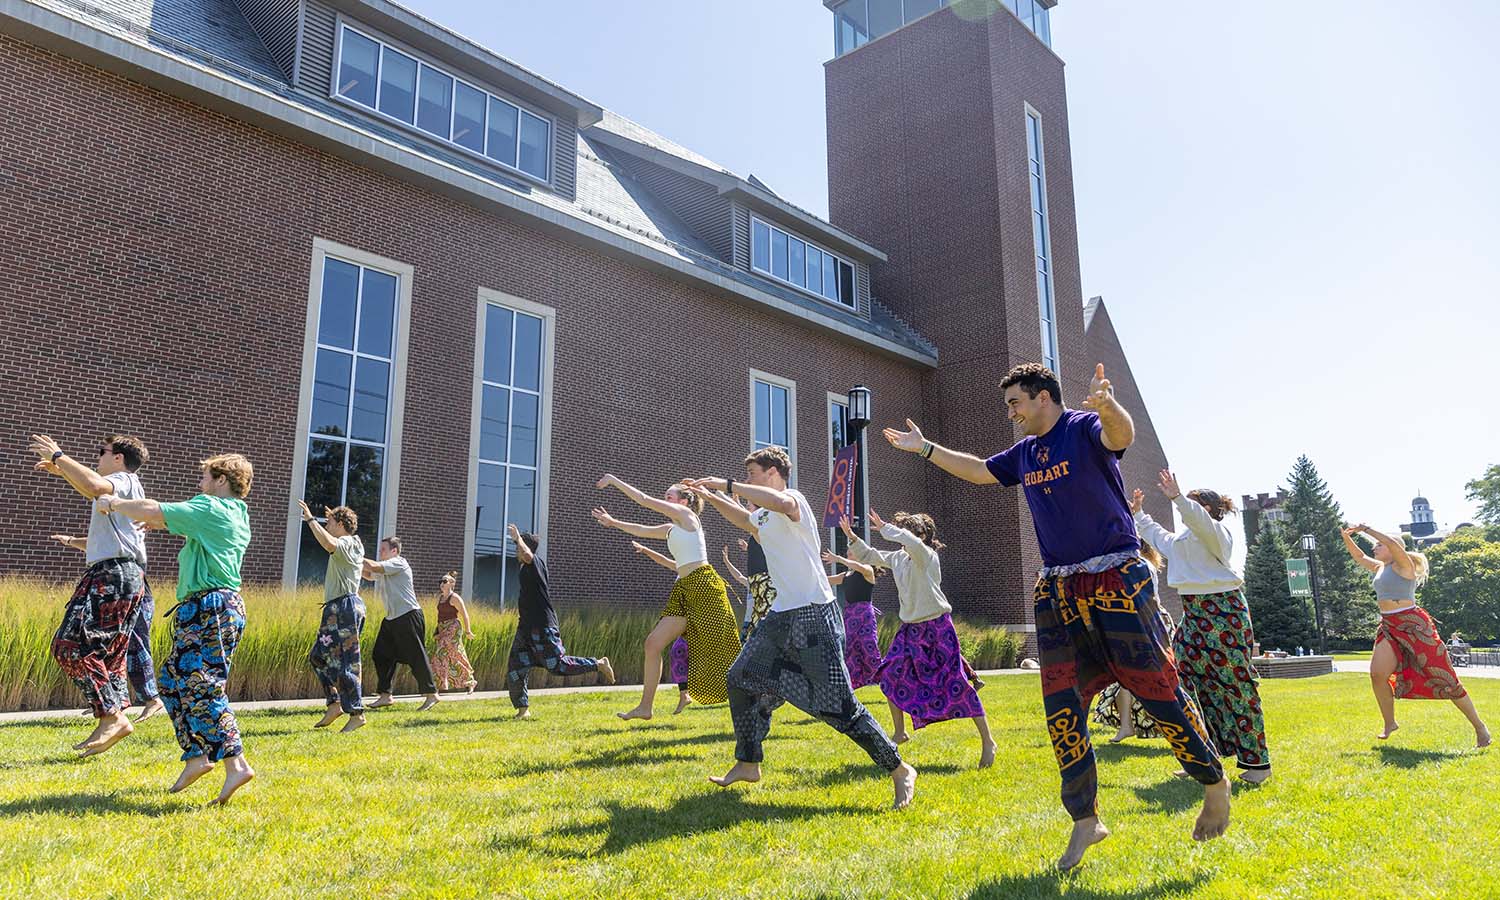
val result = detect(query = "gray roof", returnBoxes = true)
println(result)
[7,0,931,362]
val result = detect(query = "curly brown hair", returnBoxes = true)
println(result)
[1186,489,1236,521]
[327,505,358,534]
[999,363,1063,407]
[200,453,253,498]
[891,511,945,551]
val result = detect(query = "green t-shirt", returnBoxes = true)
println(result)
[160,494,252,600]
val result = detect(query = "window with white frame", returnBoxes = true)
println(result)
[751,372,796,484]
[1026,109,1060,374]
[472,301,547,606]
[298,255,401,583]
[335,23,551,182]
[750,217,857,309]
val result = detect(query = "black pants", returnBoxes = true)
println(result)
[373,609,436,695]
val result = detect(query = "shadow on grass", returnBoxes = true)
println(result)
[967,871,1210,899]
[1371,745,1473,768]
[0,752,85,769]
[811,760,963,787]
[0,790,181,818]
[488,790,854,859]
[1131,778,1199,814]
[1094,742,1174,761]
[495,733,731,778]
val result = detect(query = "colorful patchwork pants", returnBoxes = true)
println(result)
[126,586,159,702]
[1175,590,1270,770]
[507,626,600,709]
[1036,560,1224,821]
[159,589,245,761]
[310,593,365,714]
[51,558,148,716]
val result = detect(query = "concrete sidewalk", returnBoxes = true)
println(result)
[0,668,1042,723]
[1332,659,1500,679]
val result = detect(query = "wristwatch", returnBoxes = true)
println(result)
[51,450,63,463]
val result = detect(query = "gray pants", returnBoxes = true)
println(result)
[727,602,902,771]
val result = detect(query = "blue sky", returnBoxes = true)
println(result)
[418,1,1499,544]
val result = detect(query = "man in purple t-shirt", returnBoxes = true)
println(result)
[885,362,1229,871]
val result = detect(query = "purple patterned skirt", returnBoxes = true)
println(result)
[669,636,690,686]
[878,614,985,729]
[843,601,883,689]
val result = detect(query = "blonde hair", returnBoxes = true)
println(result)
[668,484,705,514]
[201,453,253,498]
[1140,543,1165,572]
[1408,551,1429,586]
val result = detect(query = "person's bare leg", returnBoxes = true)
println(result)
[339,713,366,733]
[974,715,998,768]
[619,617,685,721]
[1192,777,1232,841]
[891,761,918,810]
[169,756,215,793]
[135,697,165,722]
[1057,816,1110,871]
[1370,641,1400,739]
[314,703,343,728]
[709,761,761,787]
[673,687,692,715]
[79,712,133,756]
[214,754,255,806]
[1109,689,1135,743]
[1450,694,1490,747]
[887,701,910,744]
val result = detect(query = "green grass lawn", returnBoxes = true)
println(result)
[2,674,1497,899]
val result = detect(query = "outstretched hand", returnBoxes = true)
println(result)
[1129,489,1145,515]
[1156,469,1180,500]
[596,474,619,490]
[1080,363,1114,412]
[838,515,856,540]
[868,509,885,530]
[50,534,75,547]
[632,541,650,554]
[94,494,118,515]
[296,499,314,522]
[882,419,925,453]
[737,538,749,552]
[28,434,62,465]
[590,507,615,529]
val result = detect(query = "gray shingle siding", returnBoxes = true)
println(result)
[605,150,732,262]
[231,0,298,80]
[551,116,577,202]
[731,202,751,271]
[295,0,334,93]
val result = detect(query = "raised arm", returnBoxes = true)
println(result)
[30,435,117,499]
[1155,470,1231,560]
[297,500,339,553]
[590,507,673,541]
[692,486,755,533]
[1356,524,1415,578]
[633,541,679,573]
[721,545,749,586]
[597,474,696,528]
[873,515,939,571]
[1339,526,1380,572]
[1081,364,1135,452]
[687,477,797,520]
[881,420,997,485]
[50,534,87,553]
[507,523,535,565]
[841,516,900,570]
[97,495,166,530]
[822,548,876,583]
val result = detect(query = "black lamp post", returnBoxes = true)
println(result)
[1300,533,1327,654]
[845,383,871,543]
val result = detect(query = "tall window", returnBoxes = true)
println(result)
[832,0,951,56]
[473,302,545,606]
[1011,0,1053,47]
[299,256,400,583]
[334,23,551,182]
[750,217,857,310]
[1026,109,1060,373]
[751,372,796,485]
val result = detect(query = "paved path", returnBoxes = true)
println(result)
[1333,659,1500,679]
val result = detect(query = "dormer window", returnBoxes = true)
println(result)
[334,23,551,182]
[751,216,856,310]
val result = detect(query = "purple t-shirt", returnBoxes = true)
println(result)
[984,409,1140,568]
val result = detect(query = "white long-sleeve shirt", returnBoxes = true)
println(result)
[849,522,952,624]
[1134,495,1243,595]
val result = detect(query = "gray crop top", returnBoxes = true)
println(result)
[1372,564,1417,602]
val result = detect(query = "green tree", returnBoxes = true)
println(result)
[1280,456,1378,644]
[1465,464,1500,526]
[1418,529,1500,644]
[1243,525,1315,651]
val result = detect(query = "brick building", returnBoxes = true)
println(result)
[0,0,1172,644]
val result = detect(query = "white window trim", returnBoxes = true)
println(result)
[749,369,798,488]
[1025,103,1061,376]
[826,391,871,543]
[749,215,858,311]
[330,18,555,186]
[283,238,414,589]
[462,287,557,605]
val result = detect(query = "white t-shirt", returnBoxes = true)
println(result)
[369,555,421,619]
[749,489,833,612]
[86,471,148,566]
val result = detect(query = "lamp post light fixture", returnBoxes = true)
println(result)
[1300,533,1327,654]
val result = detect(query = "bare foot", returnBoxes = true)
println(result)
[417,695,439,712]
[1109,726,1134,744]
[1056,817,1110,871]
[465,680,478,695]
[1377,722,1399,740]
[979,741,998,769]
[169,757,215,793]
[366,695,395,709]
[891,762,918,810]
[617,705,652,721]
[213,760,255,806]
[339,714,366,733]
[514,708,531,719]
[1192,778,1232,842]
[79,717,133,757]
[1477,727,1491,749]
[597,658,616,685]
[73,719,107,750]
[313,705,343,729]
[673,693,692,715]
[709,761,761,788]
[135,697,166,722]
[1239,768,1272,785]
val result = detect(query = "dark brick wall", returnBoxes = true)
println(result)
[0,33,928,612]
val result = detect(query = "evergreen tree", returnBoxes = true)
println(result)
[1243,524,1315,651]
[1280,456,1378,644]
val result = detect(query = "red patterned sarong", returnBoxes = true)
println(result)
[1375,607,1467,700]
